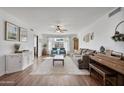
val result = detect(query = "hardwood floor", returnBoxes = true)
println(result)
[0,57,101,86]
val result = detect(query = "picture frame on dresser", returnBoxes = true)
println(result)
[5,21,20,41]
[19,27,28,42]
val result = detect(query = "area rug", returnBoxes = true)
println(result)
[30,56,90,75]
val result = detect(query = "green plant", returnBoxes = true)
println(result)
[43,44,47,48]
[14,44,20,50]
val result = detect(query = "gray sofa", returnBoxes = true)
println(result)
[71,48,96,69]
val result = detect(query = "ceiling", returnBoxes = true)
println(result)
[1,7,114,34]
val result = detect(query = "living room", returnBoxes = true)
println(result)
[0,7,124,87]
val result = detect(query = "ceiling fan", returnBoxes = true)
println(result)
[50,24,68,33]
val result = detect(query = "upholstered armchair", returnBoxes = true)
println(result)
[51,48,57,56]
[60,48,66,56]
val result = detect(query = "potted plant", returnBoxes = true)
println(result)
[14,44,20,53]
[43,44,47,48]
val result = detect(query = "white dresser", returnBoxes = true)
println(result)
[5,51,33,74]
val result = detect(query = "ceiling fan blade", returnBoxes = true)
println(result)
[49,22,68,33]
[50,24,63,28]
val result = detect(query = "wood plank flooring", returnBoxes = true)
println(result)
[0,57,101,86]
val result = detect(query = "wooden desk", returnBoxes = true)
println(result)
[89,53,124,85]
[90,54,124,75]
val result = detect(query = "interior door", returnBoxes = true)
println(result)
[73,37,79,50]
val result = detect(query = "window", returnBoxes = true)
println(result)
[48,37,70,54]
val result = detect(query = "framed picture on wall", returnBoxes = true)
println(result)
[85,33,90,42]
[5,21,19,41]
[19,27,28,42]
[91,32,94,40]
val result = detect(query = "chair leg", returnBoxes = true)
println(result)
[63,61,64,66]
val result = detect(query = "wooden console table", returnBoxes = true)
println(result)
[89,53,124,85]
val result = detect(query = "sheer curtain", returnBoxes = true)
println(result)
[64,37,70,54]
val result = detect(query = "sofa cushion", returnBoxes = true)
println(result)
[60,50,65,52]
[71,48,96,69]
[52,50,57,53]
[81,49,87,55]
[85,50,95,55]
[53,48,57,50]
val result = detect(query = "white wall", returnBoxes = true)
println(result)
[0,9,35,76]
[38,35,43,57]
[78,8,124,53]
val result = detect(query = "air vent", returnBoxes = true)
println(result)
[109,7,121,17]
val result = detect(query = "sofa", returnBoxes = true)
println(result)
[71,48,96,69]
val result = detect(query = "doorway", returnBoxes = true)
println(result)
[73,37,79,50]
[34,35,38,57]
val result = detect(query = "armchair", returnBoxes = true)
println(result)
[51,48,57,56]
[60,48,66,56]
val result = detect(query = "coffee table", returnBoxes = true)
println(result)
[53,55,64,66]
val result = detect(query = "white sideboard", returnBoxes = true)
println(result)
[5,51,33,74]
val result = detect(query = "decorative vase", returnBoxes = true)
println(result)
[100,46,105,54]
[14,44,20,53]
